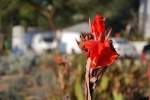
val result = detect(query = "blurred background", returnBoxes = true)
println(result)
[0,0,150,100]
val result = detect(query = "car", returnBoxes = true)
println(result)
[31,32,57,54]
[111,38,138,59]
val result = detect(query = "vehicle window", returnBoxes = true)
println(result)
[43,37,53,42]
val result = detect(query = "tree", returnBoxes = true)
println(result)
[0,0,139,34]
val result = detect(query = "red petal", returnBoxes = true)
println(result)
[91,14,105,41]
[84,40,99,49]
[96,41,118,67]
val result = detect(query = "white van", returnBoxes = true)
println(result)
[31,32,57,54]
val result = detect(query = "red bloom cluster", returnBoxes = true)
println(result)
[54,55,67,65]
[77,14,119,69]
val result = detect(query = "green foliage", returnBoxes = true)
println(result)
[0,0,139,34]
[0,89,24,100]
[0,0,20,16]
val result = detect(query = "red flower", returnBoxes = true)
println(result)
[77,14,119,69]
[91,15,105,41]
[54,55,66,65]
[78,14,119,99]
